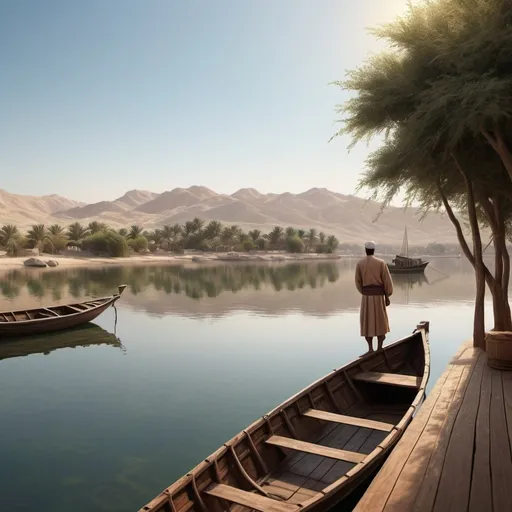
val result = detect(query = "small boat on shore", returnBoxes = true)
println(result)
[140,321,430,512]
[0,285,127,337]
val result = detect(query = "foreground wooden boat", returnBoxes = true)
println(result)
[0,285,127,337]
[0,323,122,360]
[140,321,430,512]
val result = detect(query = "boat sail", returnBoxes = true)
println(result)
[387,226,429,274]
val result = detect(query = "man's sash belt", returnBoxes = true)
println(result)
[362,284,386,296]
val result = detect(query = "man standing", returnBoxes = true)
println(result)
[355,241,394,355]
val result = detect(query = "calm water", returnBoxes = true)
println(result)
[0,258,491,511]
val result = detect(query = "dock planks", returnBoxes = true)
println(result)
[354,343,512,512]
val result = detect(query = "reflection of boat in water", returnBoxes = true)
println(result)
[387,227,429,274]
[141,322,430,512]
[0,323,122,360]
[392,272,429,287]
[0,285,127,337]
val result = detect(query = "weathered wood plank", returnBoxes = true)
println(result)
[303,409,394,432]
[432,351,485,511]
[412,354,476,511]
[489,368,512,512]
[468,359,492,512]
[379,359,467,511]
[205,483,299,512]
[503,371,512,460]
[266,436,365,464]
[353,343,470,512]
[353,371,421,389]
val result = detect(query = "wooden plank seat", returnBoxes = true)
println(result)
[353,371,421,389]
[266,435,365,464]
[205,483,299,512]
[303,409,394,432]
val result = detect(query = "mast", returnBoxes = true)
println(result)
[400,226,409,257]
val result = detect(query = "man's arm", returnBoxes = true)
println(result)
[381,261,393,297]
[355,262,363,293]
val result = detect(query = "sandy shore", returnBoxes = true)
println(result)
[0,252,342,271]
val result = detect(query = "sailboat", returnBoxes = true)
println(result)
[387,226,429,274]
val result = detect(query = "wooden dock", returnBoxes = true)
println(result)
[354,342,512,511]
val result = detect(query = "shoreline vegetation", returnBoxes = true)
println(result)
[0,220,464,272]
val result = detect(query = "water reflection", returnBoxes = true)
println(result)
[0,262,340,301]
[0,324,123,361]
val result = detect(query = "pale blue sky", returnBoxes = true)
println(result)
[1,0,407,202]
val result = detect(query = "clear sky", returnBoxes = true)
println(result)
[0,0,408,202]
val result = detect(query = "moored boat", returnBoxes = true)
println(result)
[0,285,127,337]
[139,321,430,512]
[387,226,429,274]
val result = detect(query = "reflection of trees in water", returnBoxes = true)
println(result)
[0,263,340,301]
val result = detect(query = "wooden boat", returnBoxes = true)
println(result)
[387,227,429,274]
[0,323,122,360]
[140,321,430,512]
[0,285,127,337]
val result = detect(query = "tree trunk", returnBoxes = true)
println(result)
[481,127,512,182]
[452,154,486,348]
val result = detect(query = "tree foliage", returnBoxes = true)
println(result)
[332,0,512,343]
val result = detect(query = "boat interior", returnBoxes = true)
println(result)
[143,330,427,512]
[0,297,111,322]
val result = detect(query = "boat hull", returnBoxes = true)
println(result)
[139,322,430,512]
[0,286,126,338]
[387,261,429,274]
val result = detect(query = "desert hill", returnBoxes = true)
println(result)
[0,186,463,244]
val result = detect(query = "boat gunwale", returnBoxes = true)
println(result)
[141,322,430,511]
[0,295,119,325]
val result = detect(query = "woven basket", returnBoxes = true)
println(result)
[486,331,512,370]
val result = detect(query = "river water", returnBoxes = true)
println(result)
[0,258,489,511]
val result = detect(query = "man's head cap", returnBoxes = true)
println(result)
[365,241,376,250]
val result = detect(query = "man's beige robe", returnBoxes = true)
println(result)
[355,255,394,337]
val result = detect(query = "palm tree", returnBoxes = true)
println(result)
[306,228,317,252]
[128,225,144,239]
[87,221,108,234]
[203,221,223,248]
[27,224,51,250]
[318,232,326,244]
[0,224,22,255]
[285,226,296,238]
[297,229,306,240]
[48,224,64,237]
[182,221,195,238]
[221,226,238,249]
[67,222,90,243]
[248,229,261,241]
[327,235,339,251]
[118,228,128,237]
[191,217,205,233]
[236,231,248,245]
[265,226,284,249]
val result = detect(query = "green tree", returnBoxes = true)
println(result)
[306,228,317,252]
[0,225,22,255]
[327,235,339,251]
[265,226,284,249]
[248,229,261,241]
[87,221,109,235]
[27,224,51,251]
[67,222,90,244]
[332,0,512,345]
[118,228,128,237]
[286,235,304,253]
[285,226,296,238]
[128,225,144,240]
